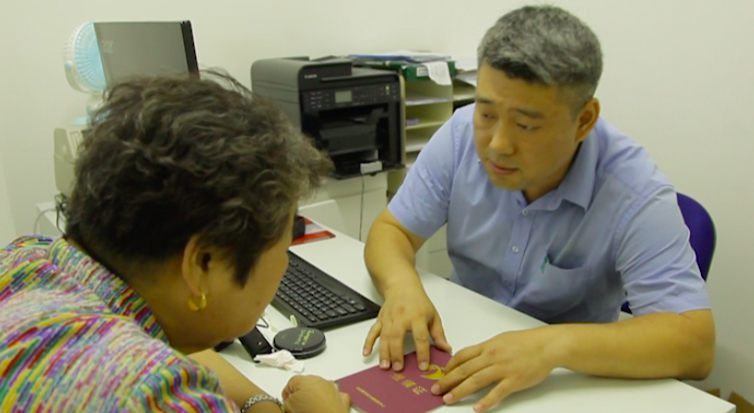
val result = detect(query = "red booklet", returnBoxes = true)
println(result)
[336,347,452,413]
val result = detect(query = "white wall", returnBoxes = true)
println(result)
[0,32,18,240]
[0,0,752,400]
[0,141,17,241]
[588,1,754,400]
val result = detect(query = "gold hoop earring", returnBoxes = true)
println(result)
[188,293,207,311]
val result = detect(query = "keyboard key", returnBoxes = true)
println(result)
[342,304,358,314]
[325,309,338,318]
[354,304,366,311]
[334,307,348,316]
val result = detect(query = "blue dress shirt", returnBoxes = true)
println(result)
[389,104,710,323]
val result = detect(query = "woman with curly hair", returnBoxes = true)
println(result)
[0,72,349,413]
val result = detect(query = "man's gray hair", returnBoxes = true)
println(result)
[478,5,603,110]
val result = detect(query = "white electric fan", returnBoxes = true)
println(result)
[63,22,106,125]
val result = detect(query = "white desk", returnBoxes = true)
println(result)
[219,232,734,413]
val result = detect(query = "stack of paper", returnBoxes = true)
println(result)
[349,50,452,63]
[455,72,477,87]
[452,56,478,87]
[454,57,478,72]
[349,51,453,86]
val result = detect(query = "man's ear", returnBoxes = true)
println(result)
[181,234,210,296]
[575,97,600,144]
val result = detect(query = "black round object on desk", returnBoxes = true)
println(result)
[273,327,326,359]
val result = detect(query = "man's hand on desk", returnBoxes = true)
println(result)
[431,327,560,412]
[362,282,452,372]
[430,310,715,412]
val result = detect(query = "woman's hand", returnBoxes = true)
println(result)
[282,375,350,413]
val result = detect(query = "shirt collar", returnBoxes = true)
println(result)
[554,130,599,211]
[47,237,168,343]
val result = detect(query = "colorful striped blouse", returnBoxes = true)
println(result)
[0,236,237,412]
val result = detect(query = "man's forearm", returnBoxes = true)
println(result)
[364,221,424,296]
[190,349,282,412]
[545,310,715,380]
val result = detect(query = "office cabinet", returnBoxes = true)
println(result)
[388,75,476,279]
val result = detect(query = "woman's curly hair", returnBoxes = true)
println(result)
[64,71,332,285]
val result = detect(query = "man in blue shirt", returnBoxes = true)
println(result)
[362,5,715,412]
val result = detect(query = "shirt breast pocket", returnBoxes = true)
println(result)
[520,262,592,322]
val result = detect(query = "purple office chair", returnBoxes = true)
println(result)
[621,192,716,313]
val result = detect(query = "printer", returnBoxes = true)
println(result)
[251,57,403,178]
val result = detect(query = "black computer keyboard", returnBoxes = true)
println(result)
[271,251,381,330]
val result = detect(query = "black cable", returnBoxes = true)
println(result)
[54,193,68,234]
[359,175,365,241]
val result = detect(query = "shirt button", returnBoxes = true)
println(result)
[522,210,529,216]
[512,246,520,253]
